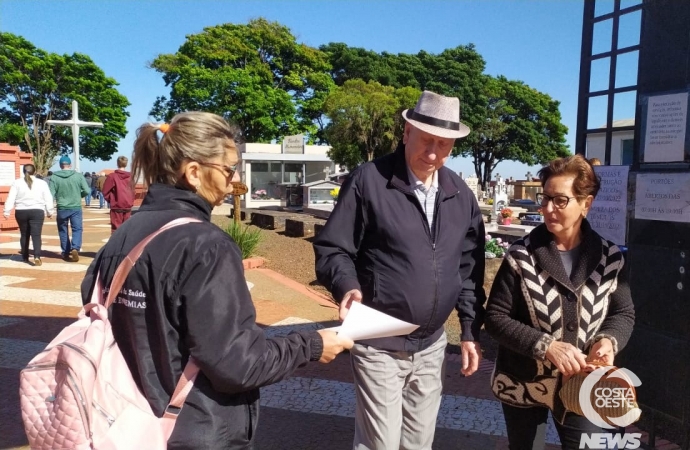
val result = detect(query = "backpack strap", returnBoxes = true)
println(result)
[98,217,203,438]
[160,358,201,439]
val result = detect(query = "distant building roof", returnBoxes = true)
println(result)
[302,180,340,187]
[596,118,635,128]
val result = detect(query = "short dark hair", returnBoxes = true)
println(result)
[537,154,600,199]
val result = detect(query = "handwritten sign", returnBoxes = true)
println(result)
[643,92,688,162]
[282,134,304,154]
[588,166,629,244]
[635,173,690,223]
[0,161,16,186]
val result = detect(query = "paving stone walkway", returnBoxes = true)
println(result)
[0,205,568,449]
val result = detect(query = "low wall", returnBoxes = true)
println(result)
[0,143,34,231]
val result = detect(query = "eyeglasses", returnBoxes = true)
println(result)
[199,162,237,180]
[536,193,581,210]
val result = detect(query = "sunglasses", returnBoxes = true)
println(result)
[199,162,237,180]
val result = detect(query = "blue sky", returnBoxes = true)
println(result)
[0,0,638,179]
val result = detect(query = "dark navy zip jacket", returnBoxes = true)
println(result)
[314,144,487,351]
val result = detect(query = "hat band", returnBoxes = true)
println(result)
[406,110,461,131]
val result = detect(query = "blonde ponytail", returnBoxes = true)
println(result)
[131,112,240,188]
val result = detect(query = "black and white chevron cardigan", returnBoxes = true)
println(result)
[485,219,635,424]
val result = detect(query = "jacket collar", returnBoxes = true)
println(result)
[528,219,603,290]
[138,183,213,221]
[388,142,459,199]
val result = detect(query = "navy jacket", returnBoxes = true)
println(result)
[313,145,486,352]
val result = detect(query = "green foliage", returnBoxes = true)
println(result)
[458,76,570,186]
[320,43,487,133]
[149,18,335,144]
[323,79,420,168]
[485,235,509,258]
[224,221,263,259]
[0,120,25,144]
[0,32,130,174]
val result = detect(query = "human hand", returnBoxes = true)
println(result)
[461,341,482,376]
[316,329,354,363]
[339,289,362,322]
[545,341,588,377]
[586,338,614,368]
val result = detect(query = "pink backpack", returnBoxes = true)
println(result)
[20,218,201,449]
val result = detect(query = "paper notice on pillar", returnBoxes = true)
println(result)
[643,92,688,162]
[635,172,690,223]
[587,166,629,245]
[329,302,419,341]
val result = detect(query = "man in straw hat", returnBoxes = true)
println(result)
[314,91,486,449]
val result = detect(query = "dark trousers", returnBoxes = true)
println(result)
[502,403,609,450]
[109,210,131,232]
[15,209,45,260]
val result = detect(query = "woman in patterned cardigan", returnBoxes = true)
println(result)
[485,154,635,450]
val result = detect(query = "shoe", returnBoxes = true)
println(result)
[70,249,79,262]
[33,258,42,266]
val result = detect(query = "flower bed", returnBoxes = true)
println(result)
[485,234,509,259]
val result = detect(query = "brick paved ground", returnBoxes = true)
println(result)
[0,206,674,450]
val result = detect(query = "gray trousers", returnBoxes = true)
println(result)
[350,332,447,450]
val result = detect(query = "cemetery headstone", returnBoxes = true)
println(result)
[464,175,480,202]
[492,175,509,217]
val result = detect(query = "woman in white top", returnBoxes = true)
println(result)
[3,164,54,266]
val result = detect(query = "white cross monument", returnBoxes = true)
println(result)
[46,100,103,173]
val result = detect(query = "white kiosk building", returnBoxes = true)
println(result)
[239,135,338,209]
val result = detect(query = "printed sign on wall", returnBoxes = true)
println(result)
[588,166,629,244]
[635,172,690,223]
[643,92,688,162]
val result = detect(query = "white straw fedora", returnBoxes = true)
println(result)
[402,91,470,139]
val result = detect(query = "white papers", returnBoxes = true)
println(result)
[327,301,419,341]
[634,172,690,223]
[587,166,629,244]
[643,92,688,162]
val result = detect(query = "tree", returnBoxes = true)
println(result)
[320,43,569,183]
[320,43,487,131]
[0,33,130,174]
[459,76,570,186]
[323,79,420,168]
[149,18,334,144]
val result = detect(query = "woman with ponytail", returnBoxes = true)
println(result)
[80,111,352,449]
[3,164,54,266]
